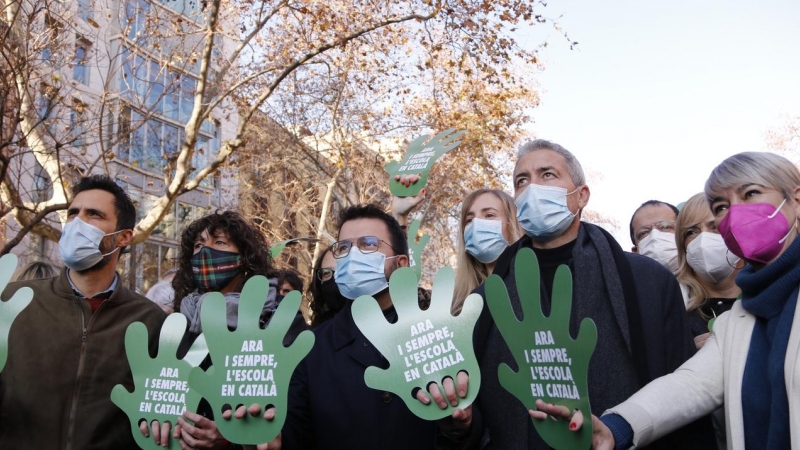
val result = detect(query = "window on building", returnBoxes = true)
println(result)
[120,48,197,120]
[141,193,171,237]
[42,16,63,66]
[140,242,159,293]
[130,110,145,167]
[70,99,88,147]
[147,60,165,112]
[33,165,52,203]
[125,0,150,41]
[137,242,179,294]
[144,119,162,171]
[179,76,196,124]
[116,48,220,187]
[73,37,91,85]
[164,70,180,120]
[78,0,93,22]
[37,91,53,122]
[115,112,218,182]
[165,123,180,155]
[37,85,57,135]
[117,106,132,160]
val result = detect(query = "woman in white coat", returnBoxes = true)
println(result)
[538,151,800,450]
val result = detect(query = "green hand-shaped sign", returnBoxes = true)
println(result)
[271,237,321,258]
[486,248,597,450]
[270,240,292,259]
[385,129,466,197]
[188,277,314,445]
[111,313,208,450]
[406,220,430,280]
[352,266,482,420]
[0,254,33,373]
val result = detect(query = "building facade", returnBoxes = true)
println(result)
[1,0,238,294]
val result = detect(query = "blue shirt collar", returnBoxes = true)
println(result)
[66,269,118,299]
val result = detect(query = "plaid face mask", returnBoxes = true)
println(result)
[191,246,242,291]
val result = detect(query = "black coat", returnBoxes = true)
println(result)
[471,224,715,449]
[282,301,439,449]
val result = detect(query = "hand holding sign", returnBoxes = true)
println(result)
[486,248,597,450]
[352,266,482,420]
[406,220,430,280]
[385,129,466,197]
[188,277,314,445]
[0,254,33,373]
[111,313,208,450]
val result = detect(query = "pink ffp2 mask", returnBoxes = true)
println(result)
[718,199,792,264]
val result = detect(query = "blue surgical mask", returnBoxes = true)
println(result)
[59,218,123,271]
[515,184,579,240]
[334,250,399,300]
[464,218,508,264]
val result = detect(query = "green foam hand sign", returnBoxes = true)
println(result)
[188,277,314,445]
[110,313,208,450]
[0,254,33,373]
[485,248,597,450]
[352,266,482,421]
[385,129,466,197]
[406,220,430,280]
[269,240,291,259]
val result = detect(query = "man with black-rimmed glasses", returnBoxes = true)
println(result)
[282,204,477,449]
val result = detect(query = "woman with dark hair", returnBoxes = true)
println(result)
[307,246,347,327]
[141,211,282,449]
[173,210,280,341]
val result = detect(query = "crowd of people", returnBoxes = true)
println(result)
[2,140,799,450]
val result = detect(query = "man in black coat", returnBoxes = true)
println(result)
[471,139,714,449]
[282,204,476,449]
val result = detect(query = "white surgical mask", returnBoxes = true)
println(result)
[59,218,123,271]
[686,232,739,283]
[464,218,508,264]
[334,250,398,300]
[638,229,679,273]
[515,184,579,241]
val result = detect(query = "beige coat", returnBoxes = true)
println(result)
[607,297,800,449]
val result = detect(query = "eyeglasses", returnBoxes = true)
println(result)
[316,268,335,281]
[331,235,398,259]
[635,220,676,242]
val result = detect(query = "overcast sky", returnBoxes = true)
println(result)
[513,0,800,245]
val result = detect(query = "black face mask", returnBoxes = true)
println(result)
[319,278,347,313]
[275,294,285,304]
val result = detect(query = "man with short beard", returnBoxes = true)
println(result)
[0,175,166,449]
[283,204,475,449]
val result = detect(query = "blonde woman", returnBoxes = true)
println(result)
[675,193,742,348]
[453,189,523,311]
[676,192,741,449]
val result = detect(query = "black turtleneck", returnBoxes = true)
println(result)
[530,239,577,314]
